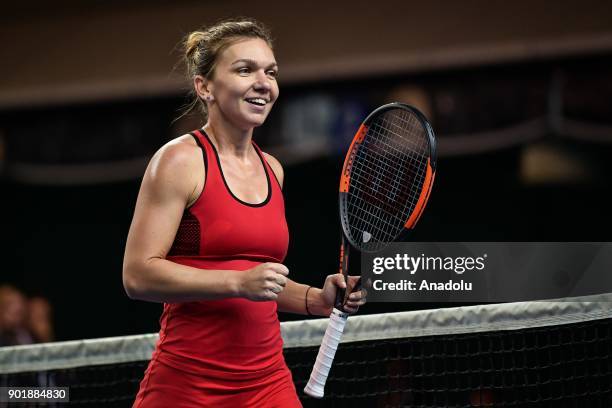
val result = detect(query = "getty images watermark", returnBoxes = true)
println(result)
[361,242,612,302]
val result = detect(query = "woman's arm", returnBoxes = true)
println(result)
[264,151,366,315]
[276,276,365,316]
[123,139,288,303]
[276,280,330,316]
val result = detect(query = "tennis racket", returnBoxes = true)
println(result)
[303,102,437,398]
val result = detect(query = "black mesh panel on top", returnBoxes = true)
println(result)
[167,209,200,256]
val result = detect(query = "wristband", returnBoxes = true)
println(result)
[305,286,313,315]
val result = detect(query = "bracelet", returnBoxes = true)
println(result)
[305,286,313,316]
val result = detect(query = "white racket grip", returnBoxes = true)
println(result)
[303,308,349,398]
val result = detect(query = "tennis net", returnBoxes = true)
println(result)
[1,293,611,407]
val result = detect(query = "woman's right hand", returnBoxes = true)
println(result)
[237,263,289,301]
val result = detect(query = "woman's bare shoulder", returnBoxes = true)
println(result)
[150,135,202,172]
[262,151,284,187]
[144,135,204,198]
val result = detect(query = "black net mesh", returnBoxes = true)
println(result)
[289,317,612,407]
[0,361,146,407]
[2,317,611,407]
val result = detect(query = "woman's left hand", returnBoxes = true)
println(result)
[320,273,367,314]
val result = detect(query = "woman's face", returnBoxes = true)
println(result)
[206,38,279,130]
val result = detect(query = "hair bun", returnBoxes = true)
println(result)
[185,32,205,59]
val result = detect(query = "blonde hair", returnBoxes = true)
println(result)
[181,17,274,120]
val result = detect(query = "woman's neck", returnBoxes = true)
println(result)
[204,117,253,160]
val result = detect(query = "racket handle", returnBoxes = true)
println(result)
[303,308,349,398]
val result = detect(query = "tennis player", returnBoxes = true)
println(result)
[123,18,366,407]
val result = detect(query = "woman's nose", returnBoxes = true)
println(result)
[253,70,272,91]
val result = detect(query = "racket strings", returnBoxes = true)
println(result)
[345,108,430,251]
[387,109,430,217]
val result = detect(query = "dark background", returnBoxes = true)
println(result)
[1,2,612,342]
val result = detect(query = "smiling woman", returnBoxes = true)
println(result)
[122,18,365,407]
[195,37,279,132]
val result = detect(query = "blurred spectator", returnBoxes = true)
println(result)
[385,84,434,122]
[0,285,33,346]
[0,130,5,175]
[27,296,54,343]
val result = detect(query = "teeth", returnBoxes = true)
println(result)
[246,98,266,106]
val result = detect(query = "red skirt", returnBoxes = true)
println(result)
[132,357,302,408]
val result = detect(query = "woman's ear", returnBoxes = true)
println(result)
[194,75,214,102]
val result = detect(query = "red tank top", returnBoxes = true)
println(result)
[152,129,289,378]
